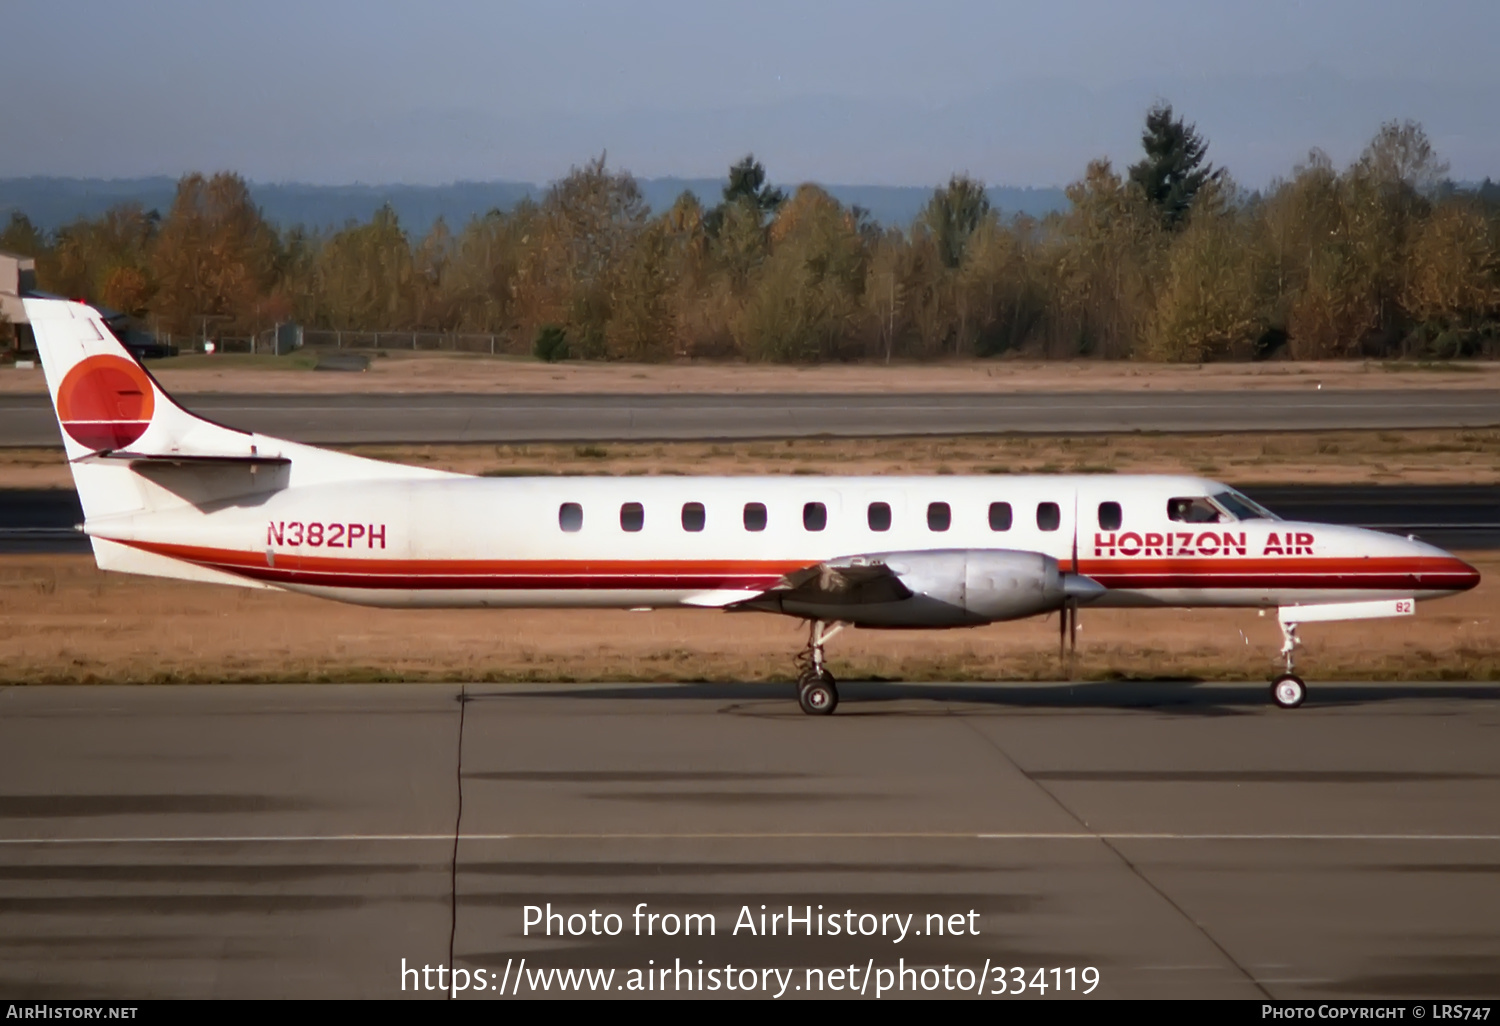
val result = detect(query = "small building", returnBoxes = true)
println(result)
[0,251,37,354]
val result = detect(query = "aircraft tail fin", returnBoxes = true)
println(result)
[26,296,459,585]
[24,297,279,522]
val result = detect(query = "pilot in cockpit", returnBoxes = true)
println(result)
[1168,497,1223,524]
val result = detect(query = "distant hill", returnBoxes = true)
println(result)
[643,179,1069,227]
[0,176,1068,236]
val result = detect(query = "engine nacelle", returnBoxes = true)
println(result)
[768,548,1102,628]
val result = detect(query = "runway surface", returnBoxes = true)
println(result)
[1,389,1498,445]
[1,681,1498,999]
[6,484,1497,552]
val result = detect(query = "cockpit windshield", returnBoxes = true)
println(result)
[1210,490,1279,522]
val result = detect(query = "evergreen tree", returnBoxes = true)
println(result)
[1128,103,1221,230]
[722,154,785,213]
[706,155,784,237]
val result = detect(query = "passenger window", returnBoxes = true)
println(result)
[1167,497,1223,524]
[1098,501,1122,531]
[803,501,827,532]
[559,502,583,532]
[927,501,951,532]
[620,502,644,532]
[1037,502,1061,531]
[867,501,891,532]
[743,502,767,532]
[988,501,1012,531]
[681,502,705,532]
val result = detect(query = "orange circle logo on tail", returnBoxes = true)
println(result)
[56,355,156,450]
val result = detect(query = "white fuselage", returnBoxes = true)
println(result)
[87,472,1479,616]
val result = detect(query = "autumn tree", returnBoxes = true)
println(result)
[921,175,991,269]
[529,155,648,357]
[658,190,736,356]
[1143,180,1262,361]
[0,213,48,259]
[1247,151,1339,350]
[438,203,539,335]
[151,173,279,336]
[1402,198,1500,355]
[1048,159,1164,357]
[610,219,678,360]
[737,185,868,361]
[661,190,710,290]
[410,217,456,329]
[1343,120,1448,349]
[47,205,159,318]
[954,215,1048,357]
[310,205,415,329]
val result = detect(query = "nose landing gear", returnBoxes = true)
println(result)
[794,619,845,715]
[1271,620,1307,709]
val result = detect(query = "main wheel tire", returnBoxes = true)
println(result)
[1271,674,1307,709]
[798,679,838,716]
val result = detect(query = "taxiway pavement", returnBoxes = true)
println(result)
[1,389,1497,446]
[1,681,1498,999]
[8,484,1498,553]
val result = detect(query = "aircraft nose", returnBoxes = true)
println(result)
[1447,554,1482,592]
[1404,534,1481,593]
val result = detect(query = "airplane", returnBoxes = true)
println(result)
[23,296,1482,715]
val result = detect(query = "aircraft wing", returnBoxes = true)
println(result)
[680,560,912,610]
[704,549,1094,628]
[762,560,914,605]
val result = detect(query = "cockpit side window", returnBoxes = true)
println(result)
[1211,490,1278,521]
[1167,497,1223,524]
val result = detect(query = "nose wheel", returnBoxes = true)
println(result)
[1271,673,1306,709]
[793,620,844,715]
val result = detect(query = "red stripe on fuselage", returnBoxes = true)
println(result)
[122,540,804,591]
[1074,555,1479,592]
[117,540,1481,595]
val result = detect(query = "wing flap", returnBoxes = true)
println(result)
[681,589,765,608]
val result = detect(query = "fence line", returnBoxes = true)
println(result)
[158,327,520,356]
[301,328,522,355]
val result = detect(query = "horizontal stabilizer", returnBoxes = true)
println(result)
[74,450,292,468]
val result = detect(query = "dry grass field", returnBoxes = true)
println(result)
[3,353,1499,396]
[3,428,1499,489]
[0,553,1492,687]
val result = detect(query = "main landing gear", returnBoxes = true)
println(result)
[1271,620,1307,709]
[794,620,845,715]
[1058,599,1078,680]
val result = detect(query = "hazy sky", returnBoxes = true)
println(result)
[7,0,1499,187]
